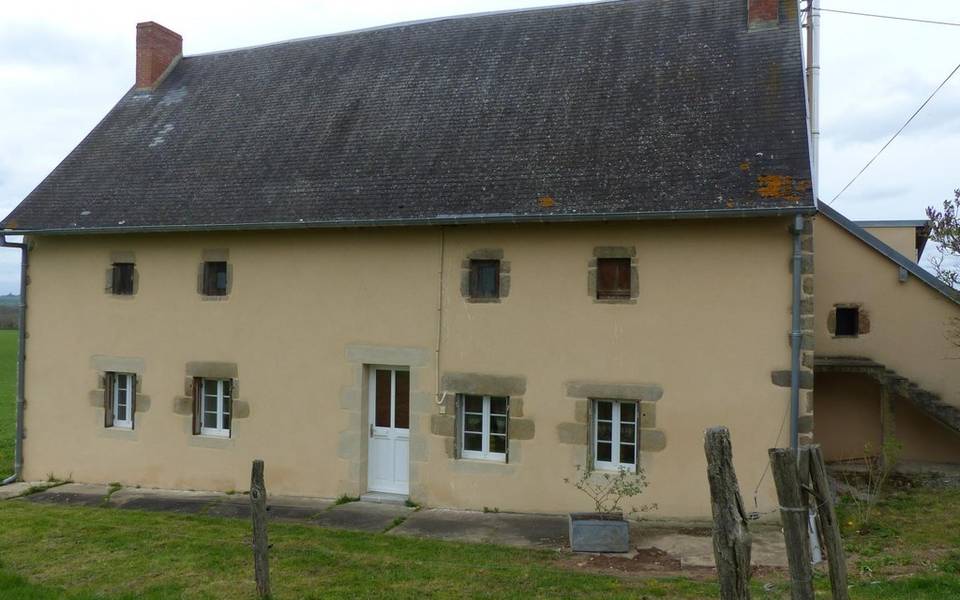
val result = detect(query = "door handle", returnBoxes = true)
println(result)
[369,423,374,438]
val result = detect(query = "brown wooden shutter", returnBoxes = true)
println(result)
[453,395,463,459]
[634,402,641,474]
[191,378,202,435]
[130,374,137,430]
[110,266,120,294]
[104,372,115,428]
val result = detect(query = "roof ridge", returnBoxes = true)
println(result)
[185,0,619,59]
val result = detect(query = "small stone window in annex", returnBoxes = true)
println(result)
[588,247,638,303]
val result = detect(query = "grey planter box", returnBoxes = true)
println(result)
[568,512,630,553]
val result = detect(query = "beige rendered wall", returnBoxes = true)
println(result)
[862,226,917,262]
[813,373,881,462]
[22,219,796,518]
[814,216,960,462]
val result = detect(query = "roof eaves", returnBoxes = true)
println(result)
[818,203,960,306]
[2,205,817,236]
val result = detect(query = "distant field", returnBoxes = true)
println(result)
[0,330,16,479]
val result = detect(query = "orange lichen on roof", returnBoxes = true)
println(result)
[756,174,811,202]
[739,161,751,172]
[538,196,555,208]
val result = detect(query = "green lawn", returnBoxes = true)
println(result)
[0,489,957,599]
[0,329,16,480]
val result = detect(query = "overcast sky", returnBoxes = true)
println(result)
[1,0,959,294]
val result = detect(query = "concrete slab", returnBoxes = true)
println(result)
[636,525,787,568]
[391,509,568,548]
[111,488,224,515]
[313,501,413,532]
[0,481,39,500]
[25,483,109,507]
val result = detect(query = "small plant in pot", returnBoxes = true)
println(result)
[564,463,656,553]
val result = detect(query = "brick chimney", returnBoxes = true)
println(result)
[747,0,779,30]
[136,22,182,89]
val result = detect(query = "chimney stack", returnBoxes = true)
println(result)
[136,22,182,89]
[747,0,779,30]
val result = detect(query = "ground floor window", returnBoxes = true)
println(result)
[593,399,637,471]
[460,395,508,462]
[106,372,135,429]
[200,378,232,437]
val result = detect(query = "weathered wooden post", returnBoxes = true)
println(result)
[769,448,814,600]
[250,459,271,599]
[704,427,752,600]
[808,445,849,600]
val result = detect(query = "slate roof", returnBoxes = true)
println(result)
[3,0,814,234]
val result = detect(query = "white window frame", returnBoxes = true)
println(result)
[112,373,134,429]
[593,399,637,471]
[200,378,232,438]
[460,395,507,462]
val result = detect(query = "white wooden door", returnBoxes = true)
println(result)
[367,367,410,495]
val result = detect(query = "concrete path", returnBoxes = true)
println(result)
[6,482,787,567]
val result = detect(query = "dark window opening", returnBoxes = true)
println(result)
[203,261,228,296]
[835,307,859,336]
[597,257,631,299]
[469,259,500,299]
[112,263,135,295]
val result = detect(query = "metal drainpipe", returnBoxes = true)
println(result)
[1,235,26,485]
[790,215,803,450]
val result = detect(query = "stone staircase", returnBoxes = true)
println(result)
[815,356,960,436]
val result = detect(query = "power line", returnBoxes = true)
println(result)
[818,8,960,27]
[829,61,960,205]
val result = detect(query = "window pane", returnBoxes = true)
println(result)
[374,370,391,428]
[222,379,232,399]
[464,433,482,452]
[620,424,636,445]
[470,260,499,298]
[490,435,506,454]
[597,442,612,462]
[394,371,409,429]
[117,402,126,421]
[464,414,483,433]
[620,402,636,423]
[596,401,613,421]
[489,397,507,415]
[204,262,228,296]
[597,421,612,442]
[204,411,218,429]
[464,395,483,413]
[491,415,507,435]
[222,411,231,432]
[620,443,636,465]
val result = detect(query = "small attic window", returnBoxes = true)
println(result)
[835,307,859,337]
[203,262,229,296]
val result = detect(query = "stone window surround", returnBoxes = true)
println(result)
[197,249,233,300]
[89,355,150,441]
[827,303,870,338]
[430,372,535,469]
[339,344,433,500]
[105,251,139,298]
[460,248,511,303]
[173,362,250,449]
[556,381,666,470]
[588,247,639,304]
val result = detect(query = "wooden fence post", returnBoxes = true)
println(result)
[768,447,814,600]
[705,427,752,600]
[808,445,849,600]
[251,459,271,599]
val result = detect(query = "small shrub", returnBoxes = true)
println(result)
[563,463,656,518]
[334,494,359,506]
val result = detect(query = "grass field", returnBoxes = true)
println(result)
[0,329,16,480]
